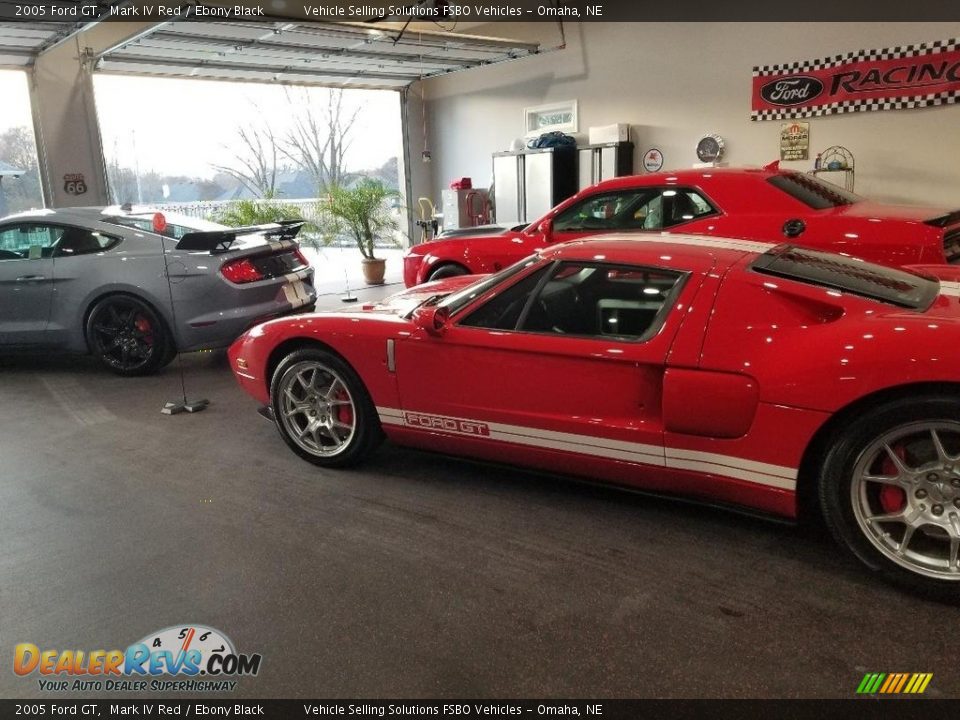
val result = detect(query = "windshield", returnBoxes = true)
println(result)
[767,172,862,209]
[101,213,227,240]
[752,245,938,310]
[439,255,542,315]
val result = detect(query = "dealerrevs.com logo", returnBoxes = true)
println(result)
[14,624,262,692]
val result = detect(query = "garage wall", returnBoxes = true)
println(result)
[410,21,960,212]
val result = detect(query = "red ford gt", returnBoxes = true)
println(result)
[231,234,960,596]
[403,164,960,287]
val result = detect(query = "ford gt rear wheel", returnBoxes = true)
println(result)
[270,349,382,467]
[820,396,960,598]
[86,295,171,376]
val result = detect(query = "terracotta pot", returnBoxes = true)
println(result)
[361,257,386,285]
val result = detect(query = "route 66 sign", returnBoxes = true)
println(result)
[63,173,88,196]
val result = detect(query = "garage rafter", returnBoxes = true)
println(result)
[93,19,542,89]
[0,1,133,65]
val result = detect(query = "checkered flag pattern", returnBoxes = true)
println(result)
[752,90,960,120]
[752,38,960,77]
[751,38,960,121]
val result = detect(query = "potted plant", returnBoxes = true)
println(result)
[322,179,399,285]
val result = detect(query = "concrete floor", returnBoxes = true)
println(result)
[2,283,958,700]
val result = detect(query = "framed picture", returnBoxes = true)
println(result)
[524,100,578,137]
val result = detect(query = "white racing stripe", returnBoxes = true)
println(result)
[938,281,960,298]
[629,234,776,254]
[377,406,796,491]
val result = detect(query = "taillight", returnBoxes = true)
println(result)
[292,248,309,267]
[221,258,264,284]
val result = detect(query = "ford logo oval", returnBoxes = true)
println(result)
[760,76,824,106]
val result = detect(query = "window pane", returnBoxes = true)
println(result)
[0,70,44,216]
[57,228,119,256]
[0,225,64,260]
[522,262,683,340]
[459,266,550,330]
[553,189,715,232]
[553,191,659,232]
[767,172,861,209]
[751,245,937,310]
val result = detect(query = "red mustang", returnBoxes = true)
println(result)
[403,165,960,286]
[231,235,960,596]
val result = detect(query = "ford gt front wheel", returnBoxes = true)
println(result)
[270,348,383,468]
[820,395,960,599]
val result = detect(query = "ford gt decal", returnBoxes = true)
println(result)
[379,407,796,491]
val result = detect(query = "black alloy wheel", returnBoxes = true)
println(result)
[86,296,172,376]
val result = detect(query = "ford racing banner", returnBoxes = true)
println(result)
[751,38,960,120]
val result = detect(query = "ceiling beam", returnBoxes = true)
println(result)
[144,27,488,68]
[97,54,418,82]
[0,46,36,59]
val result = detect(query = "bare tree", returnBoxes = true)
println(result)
[213,111,282,198]
[0,127,42,214]
[280,88,361,193]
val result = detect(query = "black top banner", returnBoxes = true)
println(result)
[0,0,959,23]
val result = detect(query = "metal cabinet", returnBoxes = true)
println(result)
[577,142,635,191]
[491,147,577,224]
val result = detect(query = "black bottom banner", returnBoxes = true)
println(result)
[2,700,960,720]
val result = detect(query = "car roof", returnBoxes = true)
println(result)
[590,165,781,191]
[0,206,222,231]
[540,233,776,272]
[0,206,137,225]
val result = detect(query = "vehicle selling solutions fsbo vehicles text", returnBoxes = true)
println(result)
[302,4,526,17]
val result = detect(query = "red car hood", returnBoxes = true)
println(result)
[837,201,953,223]
[357,274,486,316]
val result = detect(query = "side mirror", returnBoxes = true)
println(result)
[538,217,554,243]
[412,305,450,337]
[783,218,806,238]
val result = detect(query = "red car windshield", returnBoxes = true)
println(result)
[439,255,541,315]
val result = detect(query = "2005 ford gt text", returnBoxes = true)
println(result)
[229,234,960,596]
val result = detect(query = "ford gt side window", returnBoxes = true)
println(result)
[519,263,685,340]
[458,266,552,330]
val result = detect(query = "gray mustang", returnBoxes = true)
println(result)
[0,206,316,375]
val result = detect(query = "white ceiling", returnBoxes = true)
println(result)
[0,13,541,90]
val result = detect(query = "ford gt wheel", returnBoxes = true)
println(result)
[86,295,171,376]
[270,348,382,467]
[820,396,960,598]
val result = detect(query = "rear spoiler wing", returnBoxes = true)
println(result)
[175,220,305,253]
[924,210,960,229]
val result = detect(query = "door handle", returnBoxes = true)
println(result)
[15,275,45,282]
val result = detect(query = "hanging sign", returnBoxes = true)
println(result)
[752,38,960,120]
[63,173,87,196]
[642,148,664,172]
[779,122,810,161]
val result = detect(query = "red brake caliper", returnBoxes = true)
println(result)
[335,390,353,427]
[879,444,908,513]
[134,316,153,346]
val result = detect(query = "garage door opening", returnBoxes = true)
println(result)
[93,74,406,292]
[0,70,43,217]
